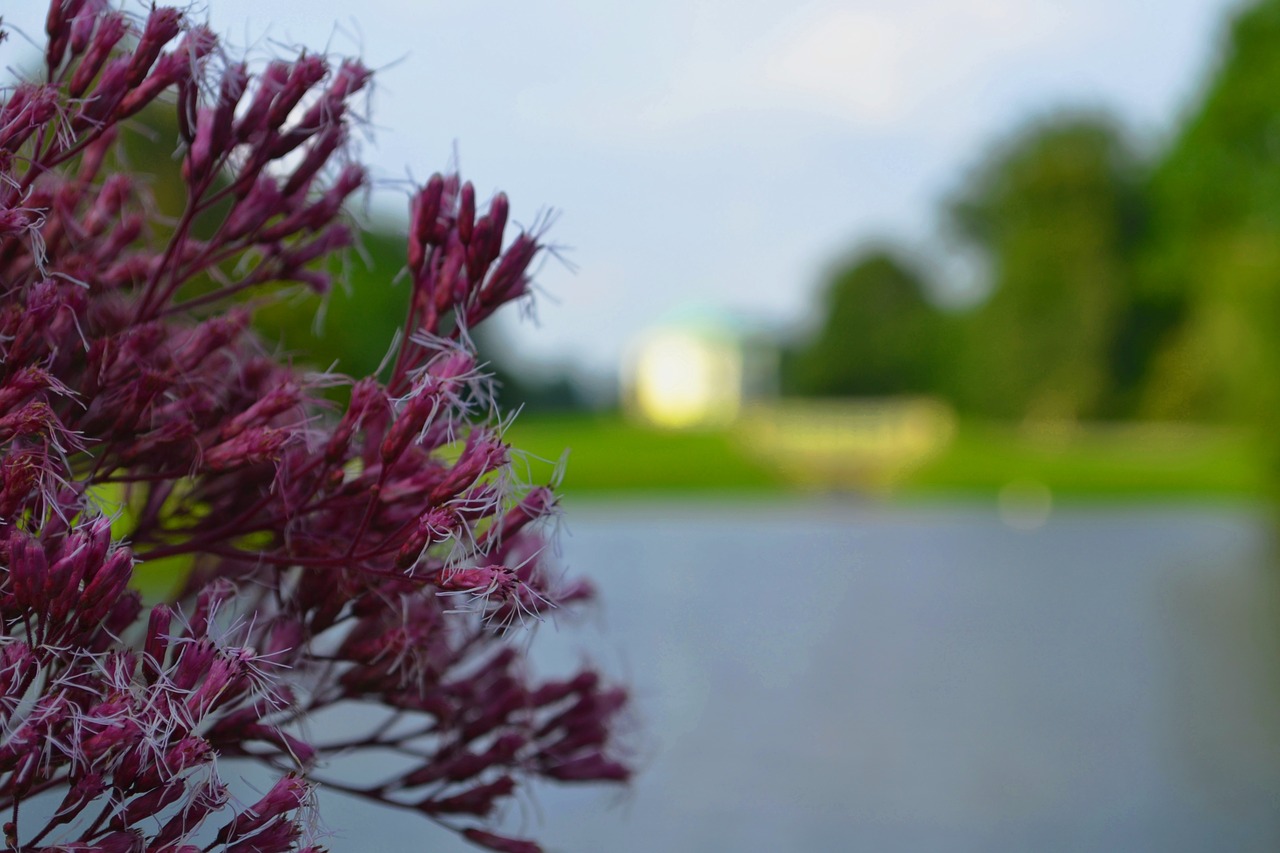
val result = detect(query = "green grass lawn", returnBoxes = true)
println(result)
[902,421,1266,501]
[505,413,786,494]
[505,412,1268,501]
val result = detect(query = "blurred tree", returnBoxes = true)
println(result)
[947,114,1149,420]
[1139,0,1280,428]
[783,248,950,397]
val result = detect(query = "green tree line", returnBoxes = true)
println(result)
[784,0,1280,445]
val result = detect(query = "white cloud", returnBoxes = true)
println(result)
[532,0,1095,141]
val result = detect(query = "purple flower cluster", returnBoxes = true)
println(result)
[0,2,630,851]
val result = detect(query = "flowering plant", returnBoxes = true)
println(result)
[0,2,629,851]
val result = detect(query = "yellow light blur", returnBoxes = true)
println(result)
[630,331,741,429]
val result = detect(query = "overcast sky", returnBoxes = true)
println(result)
[2,0,1242,382]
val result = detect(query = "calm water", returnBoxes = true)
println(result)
[313,501,1280,852]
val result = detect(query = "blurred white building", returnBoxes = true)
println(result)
[622,312,779,429]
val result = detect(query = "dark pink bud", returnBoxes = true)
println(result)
[479,487,556,551]
[325,377,383,463]
[172,640,218,692]
[488,192,510,242]
[480,232,539,307]
[117,28,216,120]
[125,6,184,88]
[75,707,139,766]
[220,383,301,440]
[458,181,476,245]
[236,61,291,142]
[68,12,126,98]
[530,671,599,707]
[281,125,346,197]
[541,752,630,783]
[178,310,249,370]
[0,366,56,416]
[44,0,80,73]
[78,547,133,624]
[226,819,301,853]
[417,775,515,817]
[45,539,93,624]
[409,174,446,270]
[184,107,219,185]
[0,643,38,701]
[203,426,290,471]
[47,773,108,830]
[396,506,462,568]
[82,173,131,236]
[185,650,249,719]
[262,617,305,659]
[232,723,316,766]
[329,58,372,100]
[266,55,328,130]
[0,84,58,151]
[153,776,229,849]
[74,56,129,127]
[436,565,520,601]
[430,432,508,502]
[216,774,309,844]
[111,778,187,830]
[8,533,48,612]
[143,604,174,682]
[67,1,99,56]
[91,831,148,853]
[380,388,442,466]
[177,76,198,143]
[404,733,525,787]
[214,61,249,139]
[185,580,235,641]
[462,828,543,853]
[267,168,365,238]
[277,224,353,273]
[91,590,142,648]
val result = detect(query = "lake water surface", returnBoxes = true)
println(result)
[319,501,1280,852]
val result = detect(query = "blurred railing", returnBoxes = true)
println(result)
[735,397,957,490]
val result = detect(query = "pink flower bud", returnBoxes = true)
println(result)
[461,828,543,853]
[89,831,149,853]
[183,107,219,186]
[417,775,515,817]
[66,1,98,56]
[0,84,60,151]
[281,125,346,198]
[125,6,184,88]
[458,181,476,245]
[409,174,446,269]
[430,432,508,502]
[219,383,301,441]
[325,377,383,463]
[235,61,291,143]
[267,55,328,132]
[78,547,133,626]
[143,604,174,682]
[117,28,216,120]
[74,56,129,128]
[68,12,126,98]
[47,773,108,830]
[111,777,188,830]
[8,533,48,612]
[540,752,630,783]
[203,426,290,471]
[216,774,308,844]
[152,776,228,849]
[43,0,79,73]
